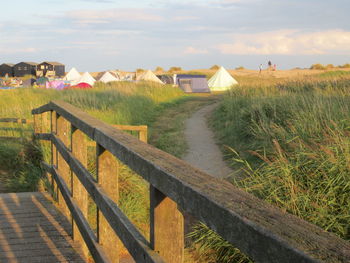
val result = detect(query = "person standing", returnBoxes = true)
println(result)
[259,64,263,74]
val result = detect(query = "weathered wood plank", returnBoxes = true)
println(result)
[97,145,120,263]
[56,114,71,222]
[0,118,33,124]
[72,125,89,259]
[33,101,350,263]
[150,186,184,263]
[0,192,86,263]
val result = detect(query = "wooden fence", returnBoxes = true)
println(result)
[32,100,350,263]
[0,118,33,139]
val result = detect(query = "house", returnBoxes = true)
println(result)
[37,62,65,77]
[13,62,38,77]
[176,74,210,93]
[0,63,15,77]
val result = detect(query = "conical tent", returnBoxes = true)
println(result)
[64,68,81,82]
[77,72,96,86]
[138,70,164,84]
[99,71,119,83]
[208,66,238,91]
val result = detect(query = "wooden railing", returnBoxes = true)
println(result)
[32,100,350,263]
[0,118,33,139]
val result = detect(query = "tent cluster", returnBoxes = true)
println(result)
[176,66,238,93]
[0,65,238,93]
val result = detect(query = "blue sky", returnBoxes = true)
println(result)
[1,0,350,71]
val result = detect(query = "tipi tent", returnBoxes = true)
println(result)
[64,68,81,83]
[208,66,238,91]
[99,71,119,83]
[137,70,164,84]
[77,72,96,86]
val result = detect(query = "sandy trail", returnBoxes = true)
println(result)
[183,103,232,178]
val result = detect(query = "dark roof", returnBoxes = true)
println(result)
[176,74,206,78]
[1,63,14,67]
[19,62,38,66]
[41,61,64,66]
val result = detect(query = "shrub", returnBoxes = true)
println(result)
[169,66,182,72]
[210,65,220,70]
[339,63,350,68]
[136,68,145,73]
[235,66,245,70]
[310,63,326,70]
[155,66,164,72]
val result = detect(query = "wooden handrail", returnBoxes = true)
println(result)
[32,100,350,263]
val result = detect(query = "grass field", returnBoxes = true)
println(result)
[190,74,350,262]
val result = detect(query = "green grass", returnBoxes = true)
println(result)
[0,82,187,245]
[190,78,350,262]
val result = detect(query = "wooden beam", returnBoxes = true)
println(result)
[71,126,89,259]
[150,187,184,263]
[97,145,119,263]
[56,114,71,222]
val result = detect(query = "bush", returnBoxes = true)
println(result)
[310,63,326,70]
[136,68,145,73]
[210,65,220,70]
[339,63,350,68]
[155,66,164,72]
[169,66,182,72]
[235,66,245,70]
[326,64,335,69]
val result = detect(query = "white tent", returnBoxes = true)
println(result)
[137,70,164,84]
[64,68,81,83]
[77,72,96,86]
[208,66,238,91]
[99,71,119,83]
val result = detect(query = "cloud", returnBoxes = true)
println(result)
[184,46,209,54]
[217,30,350,55]
[67,8,164,25]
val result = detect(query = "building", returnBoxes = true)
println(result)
[0,63,14,77]
[37,62,65,77]
[13,62,38,77]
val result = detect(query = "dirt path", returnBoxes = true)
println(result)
[183,103,232,178]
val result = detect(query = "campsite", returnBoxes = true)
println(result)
[0,63,350,263]
[1,0,350,262]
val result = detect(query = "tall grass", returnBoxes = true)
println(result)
[190,78,350,262]
[0,82,187,238]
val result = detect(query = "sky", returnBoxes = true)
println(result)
[1,0,350,71]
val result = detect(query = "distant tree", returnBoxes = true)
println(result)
[326,64,334,69]
[136,68,145,73]
[339,63,350,68]
[310,63,326,70]
[235,66,245,70]
[168,66,182,72]
[155,66,164,72]
[210,65,220,70]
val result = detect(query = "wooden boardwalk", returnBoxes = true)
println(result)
[0,192,86,263]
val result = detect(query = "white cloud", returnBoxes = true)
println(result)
[217,29,350,55]
[184,46,209,54]
[68,8,164,25]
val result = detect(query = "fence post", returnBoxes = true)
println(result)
[71,125,89,259]
[56,114,71,222]
[150,186,184,263]
[97,144,119,263]
[139,127,148,143]
[51,111,58,199]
